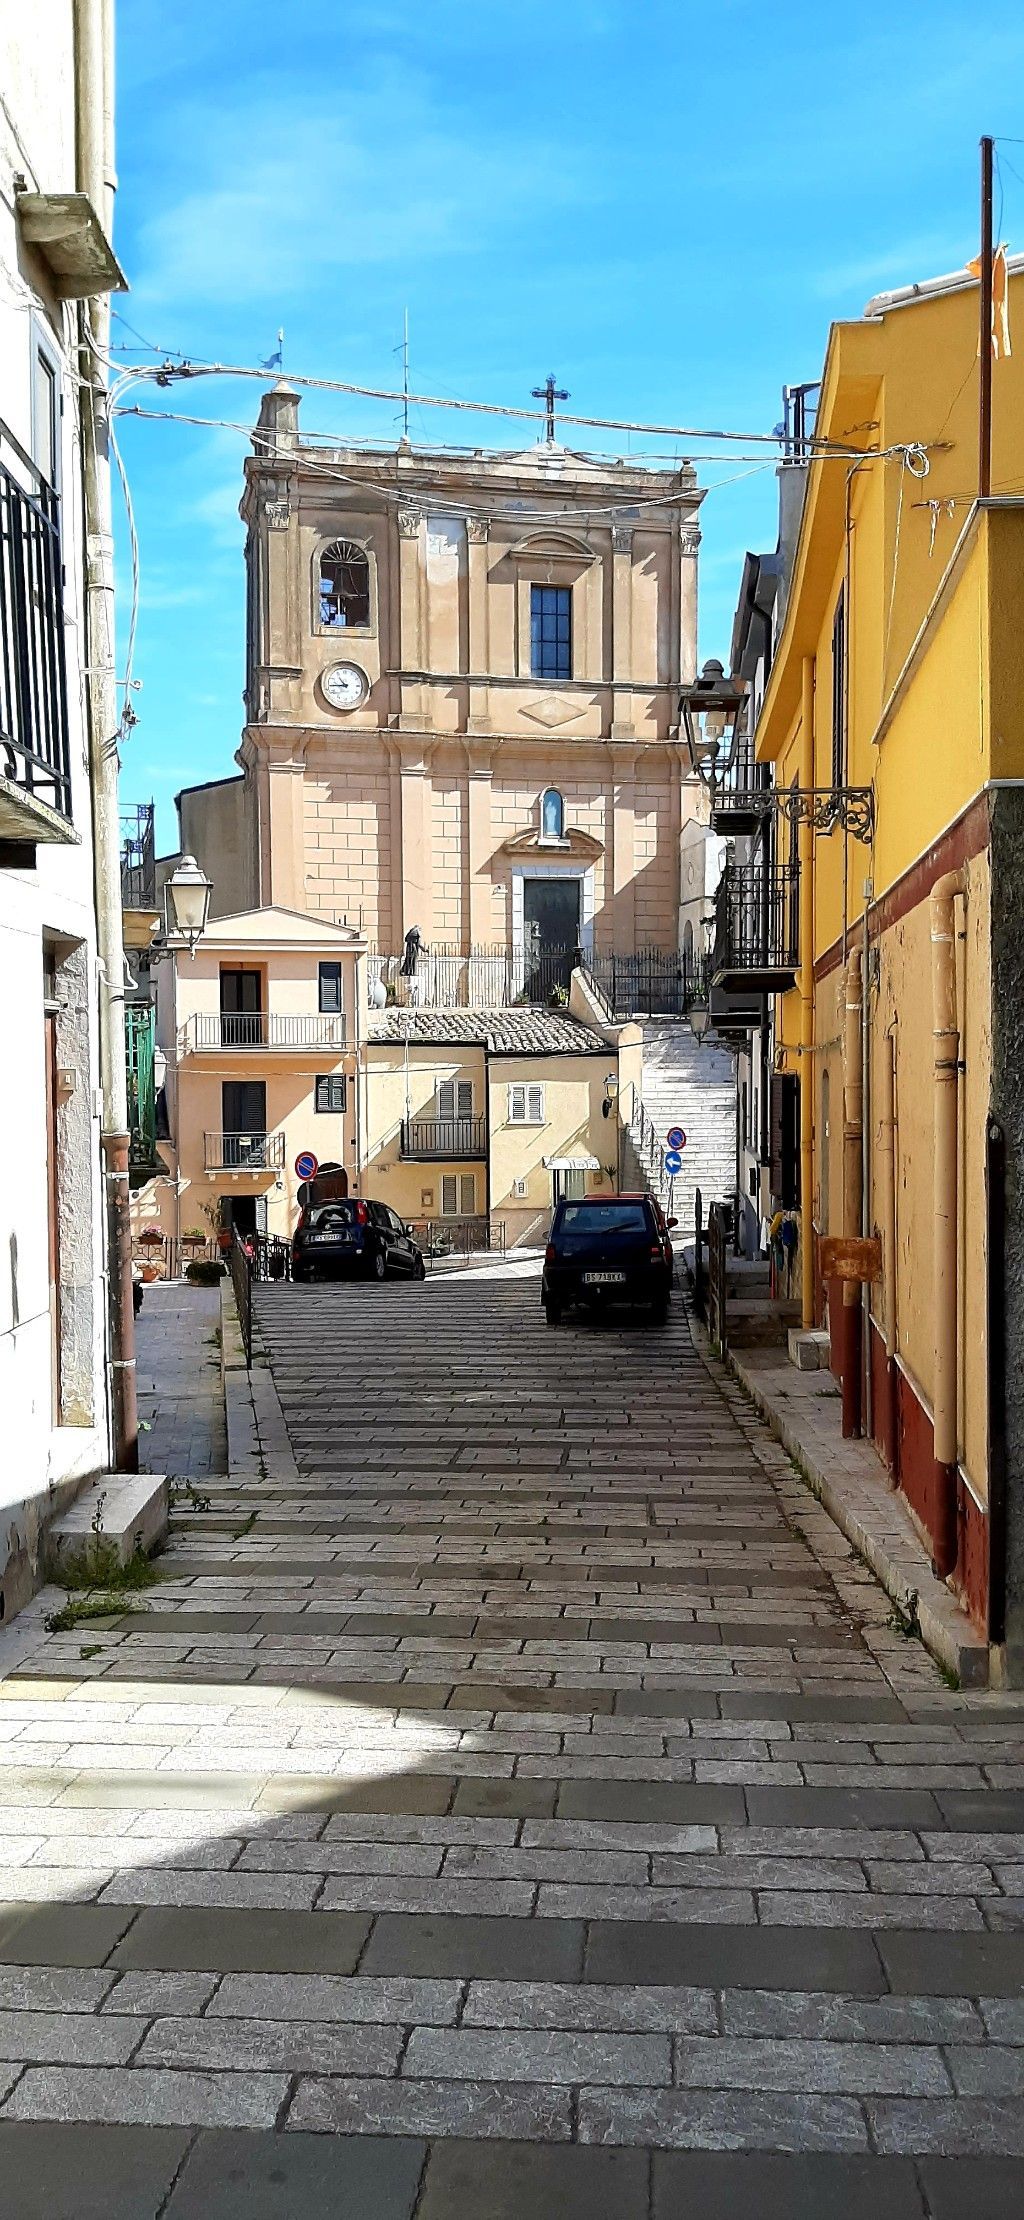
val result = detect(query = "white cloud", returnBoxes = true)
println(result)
[131,65,597,311]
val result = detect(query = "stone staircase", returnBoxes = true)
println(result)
[624,1020,737,1234]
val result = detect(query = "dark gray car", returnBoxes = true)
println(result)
[291,1198,426,1284]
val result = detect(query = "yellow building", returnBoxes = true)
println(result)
[750,254,1024,1662]
[132,911,636,1256]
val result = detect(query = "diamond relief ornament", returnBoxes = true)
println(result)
[522,694,587,729]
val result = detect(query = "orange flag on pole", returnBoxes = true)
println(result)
[968,243,1012,357]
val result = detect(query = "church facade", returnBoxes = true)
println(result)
[205,383,703,962]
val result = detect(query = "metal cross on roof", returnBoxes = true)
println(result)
[531,373,569,443]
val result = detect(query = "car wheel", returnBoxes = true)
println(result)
[544,1302,561,1327]
[650,1301,669,1327]
[372,1250,387,1282]
[413,1256,426,1281]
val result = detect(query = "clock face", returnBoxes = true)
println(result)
[321,662,368,712]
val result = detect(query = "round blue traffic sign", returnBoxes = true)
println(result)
[666,1126,686,1151]
[664,1149,684,1176]
[294,1150,319,1182]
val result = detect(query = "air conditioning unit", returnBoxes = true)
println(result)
[513,1178,528,1199]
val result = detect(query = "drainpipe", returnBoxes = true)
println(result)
[798,656,815,1326]
[877,1024,899,1483]
[76,0,137,1471]
[931,870,963,1579]
[841,949,863,1437]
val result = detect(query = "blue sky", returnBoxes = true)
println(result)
[113,0,1024,850]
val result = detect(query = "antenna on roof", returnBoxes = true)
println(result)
[393,310,411,444]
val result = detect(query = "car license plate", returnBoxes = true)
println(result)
[312,1232,346,1243]
[583,1271,625,1285]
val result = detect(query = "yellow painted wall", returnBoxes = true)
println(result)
[758,277,1021,1531]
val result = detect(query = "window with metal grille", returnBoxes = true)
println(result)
[437,1079,473,1119]
[318,540,370,630]
[530,585,571,679]
[315,1074,347,1113]
[831,588,846,790]
[508,1082,545,1123]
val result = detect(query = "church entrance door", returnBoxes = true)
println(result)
[523,876,581,999]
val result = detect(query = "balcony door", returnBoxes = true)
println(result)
[221,1080,267,1167]
[219,968,263,1047]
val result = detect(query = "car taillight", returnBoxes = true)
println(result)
[545,1244,556,1263]
[355,1201,368,1224]
[650,1245,663,1261]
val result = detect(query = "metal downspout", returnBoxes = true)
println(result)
[931,871,964,1579]
[878,1025,899,1483]
[841,950,864,1438]
[76,0,137,1470]
[799,656,815,1327]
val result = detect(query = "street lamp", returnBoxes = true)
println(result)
[688,992,712,1047]
[679,659,746,795]
[163,855,212,956]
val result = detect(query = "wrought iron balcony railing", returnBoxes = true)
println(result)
[120,801,156,909]
[203,1130,286,1172]
[712,863,799,991]
[0,429,71,824]
[186,1013,347,1051]
[400,1116,487,1160]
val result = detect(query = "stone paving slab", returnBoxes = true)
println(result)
[2,1272,1023,2194]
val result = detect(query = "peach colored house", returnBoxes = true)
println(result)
[179,386,706,968]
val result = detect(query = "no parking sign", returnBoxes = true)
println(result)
[294,1150,319,1183]
[666,1125,686,1151]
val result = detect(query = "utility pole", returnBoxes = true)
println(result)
[76,0,138,1471]
[980,134,994,499]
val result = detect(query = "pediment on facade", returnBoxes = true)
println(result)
[505,528,596,567]
[501,827,604,861]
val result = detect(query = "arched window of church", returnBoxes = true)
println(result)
[541,788,564,840]
[317,541,371,630]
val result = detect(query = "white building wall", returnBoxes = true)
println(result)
[0,0,111,1605]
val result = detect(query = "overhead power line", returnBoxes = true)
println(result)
[112,355,866,455]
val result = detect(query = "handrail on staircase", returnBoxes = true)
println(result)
[618,1081,667,1194]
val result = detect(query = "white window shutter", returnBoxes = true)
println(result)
[437,1080,455,1120]
[456,1080,473,1119]
[441,1175,458,1216]
[527,1083,544,1122]
[460,1174,476,1215]
[509,1083,526,1122]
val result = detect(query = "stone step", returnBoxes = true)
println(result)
[46,1471,169,1576]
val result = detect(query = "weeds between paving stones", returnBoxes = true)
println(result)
[169,1479,212,1514]
[44,1515,161,1633]
[887,1586,923,1641]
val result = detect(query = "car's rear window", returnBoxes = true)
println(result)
[560,1202,649,1233]
[308,1202,359,1227]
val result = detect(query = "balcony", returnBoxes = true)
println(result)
[708,738,773,837]
[186,1013,347,1052]
[121,802,157,909]
[712,863,799,995]
[400,1116,487,1160]
[0,427,73,855]
[204,1130,286,1173]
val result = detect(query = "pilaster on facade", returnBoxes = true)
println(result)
[679,521,701,686]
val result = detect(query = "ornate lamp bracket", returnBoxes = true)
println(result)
[776,786,875,844]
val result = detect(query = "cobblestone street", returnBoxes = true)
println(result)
[0,1270,1022,2212]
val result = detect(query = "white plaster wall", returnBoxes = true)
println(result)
[0,10,110,1595]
